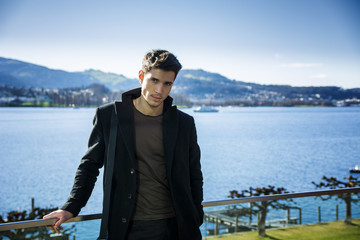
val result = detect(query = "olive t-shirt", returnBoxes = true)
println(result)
[132,106,175,220]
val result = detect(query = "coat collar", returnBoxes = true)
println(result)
[121,87,174,110]
[115,88,178,171]
[162,104,178,177]
[115,96,135,165]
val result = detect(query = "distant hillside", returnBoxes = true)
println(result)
[82,69,139,91]
[174,69,253,98]
[0,57,140,91]
[1,56,359,104]
[174,69,360,101]
[0,57,97,88]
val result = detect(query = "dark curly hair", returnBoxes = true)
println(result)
[142,49,182,79]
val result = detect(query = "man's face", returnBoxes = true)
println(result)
[139,68,175,109]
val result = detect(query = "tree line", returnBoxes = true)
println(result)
[0,84,192,107]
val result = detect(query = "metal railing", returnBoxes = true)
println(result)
[1,187,360,232]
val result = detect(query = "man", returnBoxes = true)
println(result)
[44,49,204,240]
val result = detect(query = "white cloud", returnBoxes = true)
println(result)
[310,74,327,79]
[281,63,323,68]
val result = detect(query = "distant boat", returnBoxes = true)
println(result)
[350,165,360,173]
[194,106,219,113]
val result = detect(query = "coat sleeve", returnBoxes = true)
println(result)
[61,107,105,216]
[189,117,204,224]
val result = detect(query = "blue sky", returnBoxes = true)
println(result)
[0,0,359,88]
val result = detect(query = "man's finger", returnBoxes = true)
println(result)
[44,212,58,219]
[54,218,64,228]
[56,225,63,233]
[43,210,73,233]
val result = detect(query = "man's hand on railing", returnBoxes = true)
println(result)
[43,209,74,233]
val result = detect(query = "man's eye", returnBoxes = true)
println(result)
[165,82,173,86]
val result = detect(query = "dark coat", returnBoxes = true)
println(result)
[62,88,203,240]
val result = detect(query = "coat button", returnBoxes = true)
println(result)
[128,194,133,199]
[130,168,135,174]
[122,217,127,223]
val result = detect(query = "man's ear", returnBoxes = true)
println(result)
[138,70,144,83]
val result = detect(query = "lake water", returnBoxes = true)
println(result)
[1,106,360,237]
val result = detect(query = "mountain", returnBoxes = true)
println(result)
[0,57,98,89]
[82,69,139,91]
[1,56,359,105]
[0,57,140,91]
[0,57,255,98]
[174,69,254,98]
[174,69,360,102]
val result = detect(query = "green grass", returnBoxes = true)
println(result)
[205,219,360,240]
[20,102,51,107]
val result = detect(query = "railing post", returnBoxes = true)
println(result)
[298,208,302,225]
[31,198,35,213]
[318,206,321,223]
[215,217,218,235]
[235,214,238,232]
[249,202,252,226]
[336,204,339,221]
[287,208,290,224]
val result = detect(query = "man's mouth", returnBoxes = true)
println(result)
[151,95,162,101]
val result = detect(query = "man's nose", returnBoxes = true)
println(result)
[155,84,163,94]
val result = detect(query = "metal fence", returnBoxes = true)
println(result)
[1,187,360,232]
